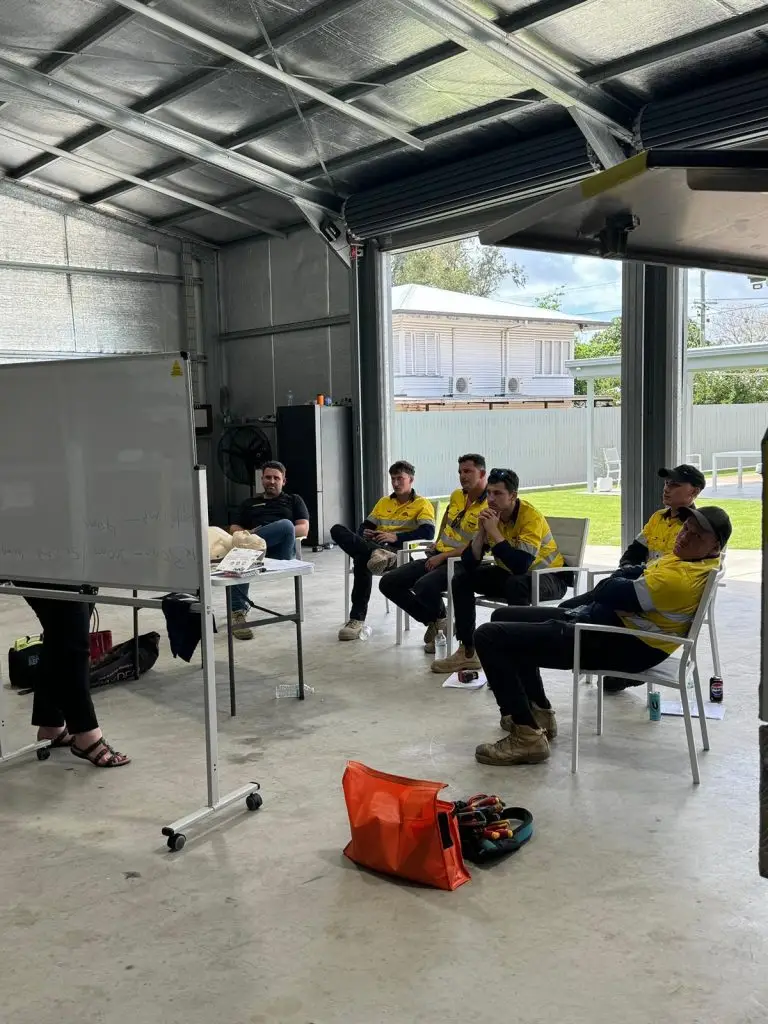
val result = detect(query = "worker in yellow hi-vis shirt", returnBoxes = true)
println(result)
[380,454,487,653]
[331,460,435,641]
[620,463,706,566]
[432,468,566,675]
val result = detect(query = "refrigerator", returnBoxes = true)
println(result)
[276,404,353,549]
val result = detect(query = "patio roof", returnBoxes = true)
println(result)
[566,342,768,381]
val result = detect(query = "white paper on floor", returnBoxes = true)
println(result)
[442,670,487,690]
[660,700,725,720]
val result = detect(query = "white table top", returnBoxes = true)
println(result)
[209,557,314,587]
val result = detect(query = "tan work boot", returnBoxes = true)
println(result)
[501,705,557,740]
[367,549,397,576]
[232,610,253,641]
[475,725,550,766]
[431,645,481,674]
[338,618,365,641]
[423,617,447,654]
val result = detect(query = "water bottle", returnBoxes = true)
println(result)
[275,682,314,698]
[434,630,447,661]
[359,624,372,641]
[286,389,294,406]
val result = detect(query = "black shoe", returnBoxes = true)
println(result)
[603,676,643,693]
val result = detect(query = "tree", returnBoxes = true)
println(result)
[534,286,565,311]
[707,305,768,345]
[391,239,525,297]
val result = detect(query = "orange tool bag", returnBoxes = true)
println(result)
[342,761,470,891]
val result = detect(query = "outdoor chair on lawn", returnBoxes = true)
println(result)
[570,568,723,785]
[602,447,621,487]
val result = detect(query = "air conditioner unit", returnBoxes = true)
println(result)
[505,377,521,395]
[453,376,472,395]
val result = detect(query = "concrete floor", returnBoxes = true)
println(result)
[0,548,765,1024]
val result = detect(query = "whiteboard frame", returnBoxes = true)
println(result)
[0,351,200,593]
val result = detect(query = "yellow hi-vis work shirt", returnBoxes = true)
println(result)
[435,488,487,553]
[635,507,689,561]
[366,491,435,536]
[618,552,719,653]
[493,499,564,573]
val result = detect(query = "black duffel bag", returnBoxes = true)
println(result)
[90,632,160,690]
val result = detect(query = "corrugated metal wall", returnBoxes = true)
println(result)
[393,404,767,497]
[0,188,187,363]
[219,229,351,419]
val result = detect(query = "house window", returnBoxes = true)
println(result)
[534,339,570,376]
[398,330,440,376]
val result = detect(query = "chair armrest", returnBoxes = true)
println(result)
[404,540,432,551]
[573,621,693,648]
[532,565,588,576]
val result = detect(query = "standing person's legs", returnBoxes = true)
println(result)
[24,597,129,767]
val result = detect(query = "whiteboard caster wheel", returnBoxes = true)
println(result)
[245,792,263,812]
[167,832,186,852]
[36,747,51,761]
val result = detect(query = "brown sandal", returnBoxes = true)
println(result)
[71,737,131,767]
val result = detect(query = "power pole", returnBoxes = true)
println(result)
[699,270,706,345]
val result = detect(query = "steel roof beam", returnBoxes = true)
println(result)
[112,0,425,151]
[394,0,633,140]
[0,124,287,237]
[0,57,340,212]
[84,2,591,208]
[8,0,362,181]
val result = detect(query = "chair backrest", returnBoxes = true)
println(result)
[544,516,590,567]
[686,568,724,643]
[602,447,621,478]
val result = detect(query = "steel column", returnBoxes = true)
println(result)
[620,262,684,547]
[349,243,391,520]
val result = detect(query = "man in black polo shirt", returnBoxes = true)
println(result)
[228,461,309,639]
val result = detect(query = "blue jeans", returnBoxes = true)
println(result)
[230,519,296,612]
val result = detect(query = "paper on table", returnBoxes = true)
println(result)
[210,546,264,576]
[660,700,725,721]
[442,670,486,690]
[262,557,313,572]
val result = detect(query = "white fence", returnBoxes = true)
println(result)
[394,403,767,496]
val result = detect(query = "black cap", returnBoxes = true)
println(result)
[659,464,706,490]
[678,505,732,549]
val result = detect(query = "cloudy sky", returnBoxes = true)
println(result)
[494,248,768,332]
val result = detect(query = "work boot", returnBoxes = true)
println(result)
[502,705,557,740]
[423,618,447,654]
[232,610,253,641]
[367,549,397,576]
[475,725,550,766]
[338,618,365,641]
[431,645,481,675]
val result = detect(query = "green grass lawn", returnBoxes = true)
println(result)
[432,488,761,549]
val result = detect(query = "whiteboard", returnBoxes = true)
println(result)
[0,352,200,591]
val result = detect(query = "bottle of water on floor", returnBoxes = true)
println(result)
[434,630,447,661]
[359,624,372,640]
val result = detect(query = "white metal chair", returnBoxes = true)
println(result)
[602,447,621,487]
[686,453,703,472]
[343,553,390,619]
[398,515,590,651]
[571,568,723,785]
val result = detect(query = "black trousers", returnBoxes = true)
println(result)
[24,596,98,734]
[451,562,568,648]
[331,523,395,621]
[378,557,449,625]
[474,605,668,730]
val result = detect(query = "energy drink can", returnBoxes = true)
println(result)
[458,669,479,683]
[648,690,661,721]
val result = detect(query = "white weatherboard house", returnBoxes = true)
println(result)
[392,284,606,400]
